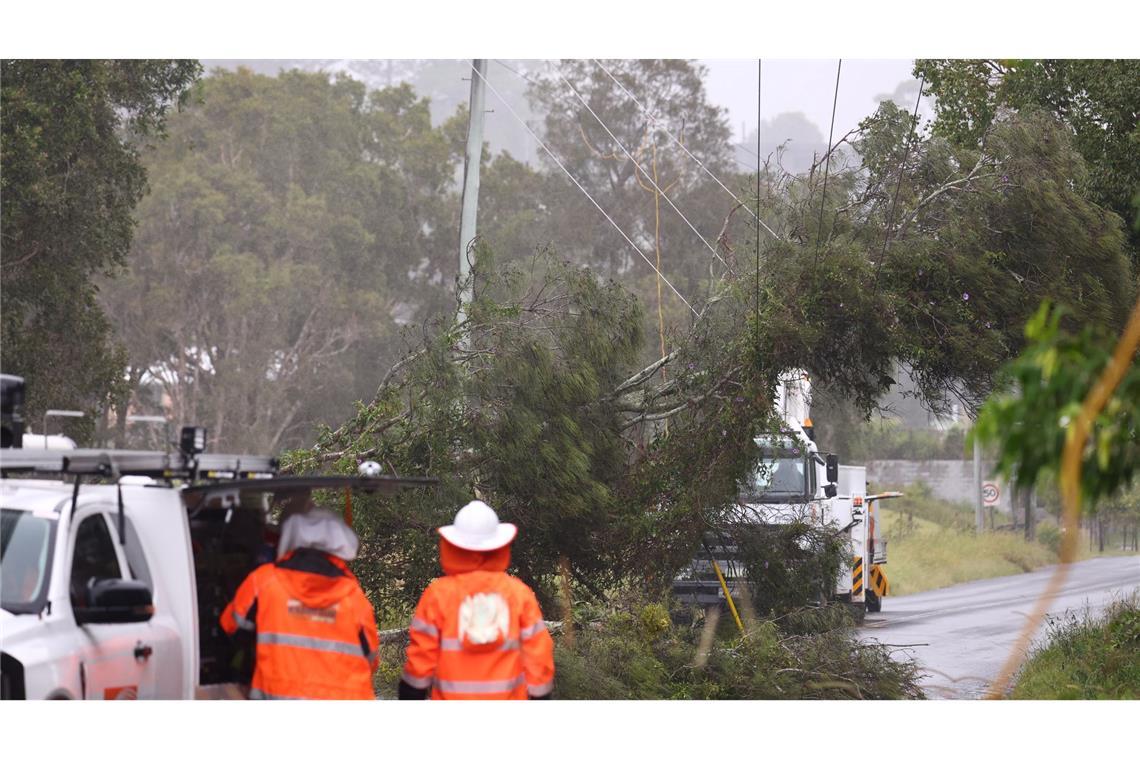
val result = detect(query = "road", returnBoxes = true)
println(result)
[860,556,1140,698]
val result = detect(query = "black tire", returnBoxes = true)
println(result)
[865,588,881,613]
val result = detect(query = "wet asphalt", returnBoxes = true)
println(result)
[859,555,1140,698]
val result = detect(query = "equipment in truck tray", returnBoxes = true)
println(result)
[191,509,265,686]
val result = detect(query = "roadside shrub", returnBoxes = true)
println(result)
[1037,522,1062,556]
[1013,597,1140,699]
[847,422,968,463]
[730,520,848,614]
[553,599,925,700]
[884,482,975,532]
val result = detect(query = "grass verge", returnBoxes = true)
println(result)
[881,508,1056,595]
[1012,597,1140,699]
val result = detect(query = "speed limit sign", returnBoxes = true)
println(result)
[982,482,1000,506]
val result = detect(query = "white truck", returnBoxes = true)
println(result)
[673,371,899,616]
[0,418,432,700]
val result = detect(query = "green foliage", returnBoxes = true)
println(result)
[526,59,751,368]
[101,68,460,451]
[296,99,1136,616]
[1037,522,1063,557]
[972,301,1140,513]
[759,103,1134,416]
[550,598,924,699]
[288,245,649,610]
[1013,597,1140,699]
[915,59,1140,255]
[731,521,848,613]
[844,423,968,463]
[0,59,201,436]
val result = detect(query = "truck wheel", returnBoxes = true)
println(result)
[865,589,881,613]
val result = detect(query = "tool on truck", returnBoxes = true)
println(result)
[0,374,436,699]
[672,371,902,617]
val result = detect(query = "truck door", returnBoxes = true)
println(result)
[114,515,184,698]
[67,510,157,699]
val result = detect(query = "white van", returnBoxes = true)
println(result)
[0,448,433,699]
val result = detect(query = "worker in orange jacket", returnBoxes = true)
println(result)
[220,507,380,699]
[399,500,555,700]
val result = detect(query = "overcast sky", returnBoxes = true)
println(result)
[702,59,923,143]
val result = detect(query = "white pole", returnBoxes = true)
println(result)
[457,59,487,351]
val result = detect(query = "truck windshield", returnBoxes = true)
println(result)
[1,509,54,614]
[744,454,809,501]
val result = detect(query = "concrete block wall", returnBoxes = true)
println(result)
[864,459,1013,514]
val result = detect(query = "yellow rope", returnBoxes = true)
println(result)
[710,557,745,633]
[986,294,1140,698]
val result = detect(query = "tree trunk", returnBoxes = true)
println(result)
[1025,488,1036,542]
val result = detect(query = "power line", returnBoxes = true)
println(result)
[468,62,699,317]
[755,59,762,358]
[552,69,731,272]
[876,74,927,280]
[591,59,782,242]
[814,59,842,256]
[737,143,762,160]
[491,59,539,86]
[733,155,761,172]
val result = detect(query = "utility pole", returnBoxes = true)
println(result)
[973,432,984,533]
[457,59,487,352]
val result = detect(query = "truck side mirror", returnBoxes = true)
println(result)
[75,578,154,625]
[826,454,839,484]
[823,483,837,498]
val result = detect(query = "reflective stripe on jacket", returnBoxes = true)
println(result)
[220,549,380,699]
[402,540,555,700]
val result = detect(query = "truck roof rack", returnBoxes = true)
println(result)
[183,475,438,499]
[0,448,278,480]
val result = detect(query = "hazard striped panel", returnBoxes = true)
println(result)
[851,557,864,595]
[869,564,889,596]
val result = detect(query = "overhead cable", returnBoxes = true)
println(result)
[876,74,927,279]
[591,58,782,242]
[468,63,699,317]
[814,58,842,255]
[553,69,730,272]
[755,59,762,351]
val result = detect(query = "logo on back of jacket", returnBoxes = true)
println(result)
[458,592,509,651]
[287,599,338,623]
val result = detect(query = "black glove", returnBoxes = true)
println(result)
[397,679,429,700]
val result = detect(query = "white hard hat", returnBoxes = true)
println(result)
[438,500,517,552]
[278,508,359,561]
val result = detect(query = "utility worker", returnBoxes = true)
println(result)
[399,500,555,700]
[220,506,380,699]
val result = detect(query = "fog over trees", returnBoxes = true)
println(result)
[4,59,1135,462]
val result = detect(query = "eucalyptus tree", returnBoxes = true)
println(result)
[102,68,461,452]
[1,59,201,438]
[915,59,1140,256]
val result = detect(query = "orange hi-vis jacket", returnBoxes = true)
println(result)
[401,540,555,699]
[220,548,380,699]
